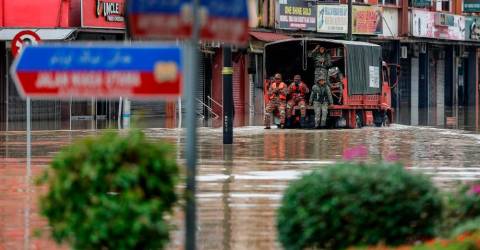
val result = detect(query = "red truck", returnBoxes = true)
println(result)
[264,38,399,128]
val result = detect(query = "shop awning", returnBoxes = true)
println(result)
[0,28,76,41]
[250,31,291,42]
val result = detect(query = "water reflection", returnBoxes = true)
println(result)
[1,125,480,249]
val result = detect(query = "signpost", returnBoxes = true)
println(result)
[11,44,183,99]
[127,0,194,39]
[127,0,248,249]
[127,0,249,44]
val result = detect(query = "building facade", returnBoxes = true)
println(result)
[241,0,480,130]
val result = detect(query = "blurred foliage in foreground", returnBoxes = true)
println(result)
[277,163,442,250]
[37,130,179,250]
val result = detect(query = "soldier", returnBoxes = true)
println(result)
[309,73,333,129]
[328,66,344,104]
[286,75,310,128]
[264,73,288,129]
[308,45,332,85]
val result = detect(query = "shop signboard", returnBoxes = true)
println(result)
[352,6,383,35]
[10,44,183,99]
[466,16,480,40]
[317,5,348,33]
[277,0,317,31]
[411,10,465,40]
[82,0,126,29]
[464,0,480,12]
[412,0,431,8]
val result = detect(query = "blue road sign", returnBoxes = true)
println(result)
[11,43,183,99]
[127,0,249,44]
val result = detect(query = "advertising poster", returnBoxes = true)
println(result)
[466,16,480,40]
[411,10,465,40]
[352,6,383,35]
[317,5,348,33]
[411,10,435,38]
[277,0,317,31]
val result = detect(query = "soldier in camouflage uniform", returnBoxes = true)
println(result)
[309,72,333,128]
[264,73,288,129]
[308,45,332,85]
[328,66,344,104]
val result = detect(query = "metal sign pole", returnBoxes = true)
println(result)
[24,98,31,250]
[185,0,200,249]
[26,97,31,176]
[223,47,233,144]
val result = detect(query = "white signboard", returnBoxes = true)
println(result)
[369,66,380,88]
[411,10,465,40]
[317,5,348,33]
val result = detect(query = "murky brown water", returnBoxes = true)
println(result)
[1,125,480,249]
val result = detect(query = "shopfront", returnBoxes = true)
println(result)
[0,0,127,131]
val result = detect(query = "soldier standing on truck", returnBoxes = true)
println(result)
[264,73,288,129]
[286,75,310,128]
[328,66,344,104]
[308,45,332,84]
[309,72,333,129]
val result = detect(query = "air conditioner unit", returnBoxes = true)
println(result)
[401,46,408,59]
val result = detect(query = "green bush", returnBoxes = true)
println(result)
[277,163,442,250]
[37,130,179,250]
[441,182,480,236]
[450,217,480,237]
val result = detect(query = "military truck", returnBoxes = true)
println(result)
[264,38,399,128]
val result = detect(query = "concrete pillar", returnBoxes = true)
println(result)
[411,58,419,125]
[436,59,445,126]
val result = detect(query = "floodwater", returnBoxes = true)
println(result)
[1,125,480,249]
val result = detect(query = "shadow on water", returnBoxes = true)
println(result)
[1,125,480,249]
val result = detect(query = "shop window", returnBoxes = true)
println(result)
[435,0,451,11]
[381,0,398,6]
[441,0,450,11]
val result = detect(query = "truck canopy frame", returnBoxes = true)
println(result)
[264,38,383,95]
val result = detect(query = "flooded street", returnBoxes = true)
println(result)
[1,125,480,249]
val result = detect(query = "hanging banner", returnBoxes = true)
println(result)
[411,10,465,40]
[466,16,480,40]
[276,0,316,31]
[317,5,348,33]
[464,0,480,12]
[352,6,383,35]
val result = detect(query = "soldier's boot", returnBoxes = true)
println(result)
[286,117,292,128]
[300,117,306,128]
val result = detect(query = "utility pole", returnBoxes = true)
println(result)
[348,0,353,41]
[223,47,234,144]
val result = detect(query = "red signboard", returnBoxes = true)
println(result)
[11,31,41,57]
[82,0,125,29]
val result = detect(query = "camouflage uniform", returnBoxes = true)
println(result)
[328,67,344,104]
[264,81,288,128]
[309,79,333,128]
[286,81,310,119]
[308,49,332,84]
